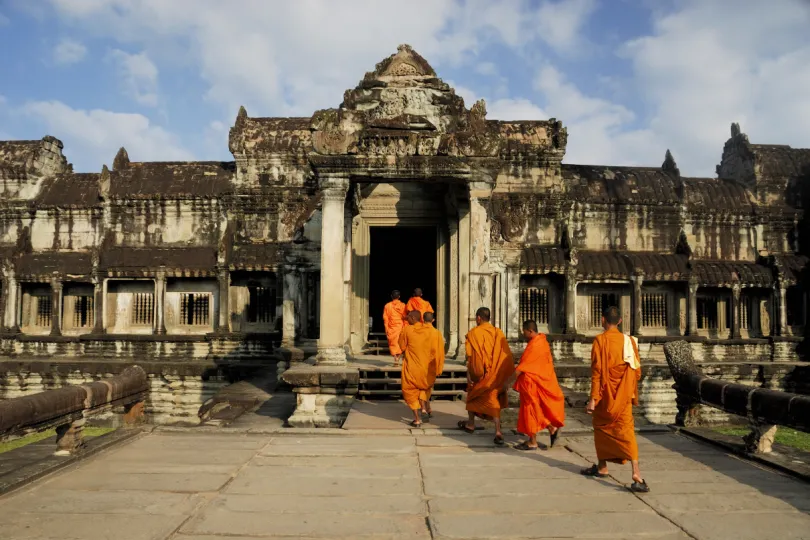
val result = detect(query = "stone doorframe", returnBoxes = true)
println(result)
[349,216,450,354]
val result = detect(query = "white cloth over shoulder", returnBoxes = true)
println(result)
[623,334,640,370]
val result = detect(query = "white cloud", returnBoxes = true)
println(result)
[53,38,87,65]
[22,100,193,171]
[487,98,548,121]
[46,0,596,116]
[619,0,810,175]
[108,49,159,107]
[532,0,597,53]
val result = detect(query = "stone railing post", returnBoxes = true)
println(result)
[502,248,522,340]
[54,417,85,456]
[50,277,63,336]
[632,272,644,336]
[155,269,166,335]
[687,276,698,336]
[316,174,349,365]
[743,422,778,454]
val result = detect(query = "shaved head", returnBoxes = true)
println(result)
[522,320,538,333]
[413,288,423,297]
[603,306,621,325]
[475,307,491,322]
[391,290,400,300]
[423,312,435,324]
[406,310,421,324]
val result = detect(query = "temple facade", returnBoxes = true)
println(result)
[0,46,807,422]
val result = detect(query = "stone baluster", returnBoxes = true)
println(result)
[54,417,85,456]
[687,276,699,336]
[155,270,166,335]
[632,272,643,336]
[564,267,577,334]
[217,267,230,333]
[731,280,741,339]
[316,174,349,365]
[50,278,63,336]
[93,272,105,334]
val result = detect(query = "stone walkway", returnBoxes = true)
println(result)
[0,430,808,539]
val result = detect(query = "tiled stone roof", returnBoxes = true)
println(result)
[690,260,773,287]
[563,165,681,205]
[521,246,566,274]
[230,243,284,270]
[15,252,93,279]
[109,162,234,198]
[625,252,689,281]
[101,246,217,271]
[575,251,631,280]
[36,173,100,207]
[750,145,810,178]
[771,254,809,285]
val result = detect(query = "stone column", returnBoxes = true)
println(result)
[343,208,352,346]
[93,272,105,334]
[564,267,577,334]
[13,280,21,332]
[0,275,8,332]
[632,273,644,336]
[217,267,230,333]
[731,281,741,339]
[281,265,299,347]
[316,175,349,365]
[687,276,699,336]
[502,248,522,341]
[777,280,787,336]
[448,220,459,356]
[50,278,63,336]
[155,270,166,335]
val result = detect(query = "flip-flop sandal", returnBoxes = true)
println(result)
[494,435,505,446]
[580,464,609,478]
[549,429,561,448]
[514,441,539,451]
[630,480,650,493]
[457,420,475,434]
[409,420,422,427]
[421,414,430,424]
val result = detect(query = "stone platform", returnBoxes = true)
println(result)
[0,429,808,539]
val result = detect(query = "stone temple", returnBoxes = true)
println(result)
[0,45,807,425]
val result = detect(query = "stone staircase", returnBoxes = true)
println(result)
[356,363,468,400]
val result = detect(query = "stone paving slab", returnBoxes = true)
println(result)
[0,430,808,540]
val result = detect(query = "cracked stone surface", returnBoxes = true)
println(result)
[0,430,808,539]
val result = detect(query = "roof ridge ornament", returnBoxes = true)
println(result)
[113,147,130,170]
[662,149,680,177]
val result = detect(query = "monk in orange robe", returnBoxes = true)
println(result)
[406,288,433,322]
[513,320,565,451]
[383,290,408,366]
[399,310,444,426]
[581,305,649,493]
[459,307,515,446]
[422,311,445,418]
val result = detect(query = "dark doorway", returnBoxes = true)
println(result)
[369,226,437,334]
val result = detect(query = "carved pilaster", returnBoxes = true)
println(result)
[155,270,166,335]
[50,278,63,336]
[93,272,105,334]
[316,174,350,365]
[217,267,230,333]
[687,276,699,336]
[731,280,741,339]
[777,280,788,336]
[632,273,643,336]
[564,267,577,334]
[502,248,522,341]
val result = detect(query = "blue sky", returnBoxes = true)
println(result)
[1,0,808,176]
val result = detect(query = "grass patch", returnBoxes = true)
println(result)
[714,427,810,452]
[0,427,116,455]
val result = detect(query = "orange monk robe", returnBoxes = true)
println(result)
[425,325,446,389]
[383,299,408,355]
[406,297,434,322]
[399,323,443,410]
[513,333,565,435]
[590,327,642,464]
[465,322,515,420]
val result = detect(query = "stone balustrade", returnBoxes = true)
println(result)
[663,340,810,453]
[0,365,148,455]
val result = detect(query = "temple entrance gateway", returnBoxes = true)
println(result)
[368,226,437,334]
